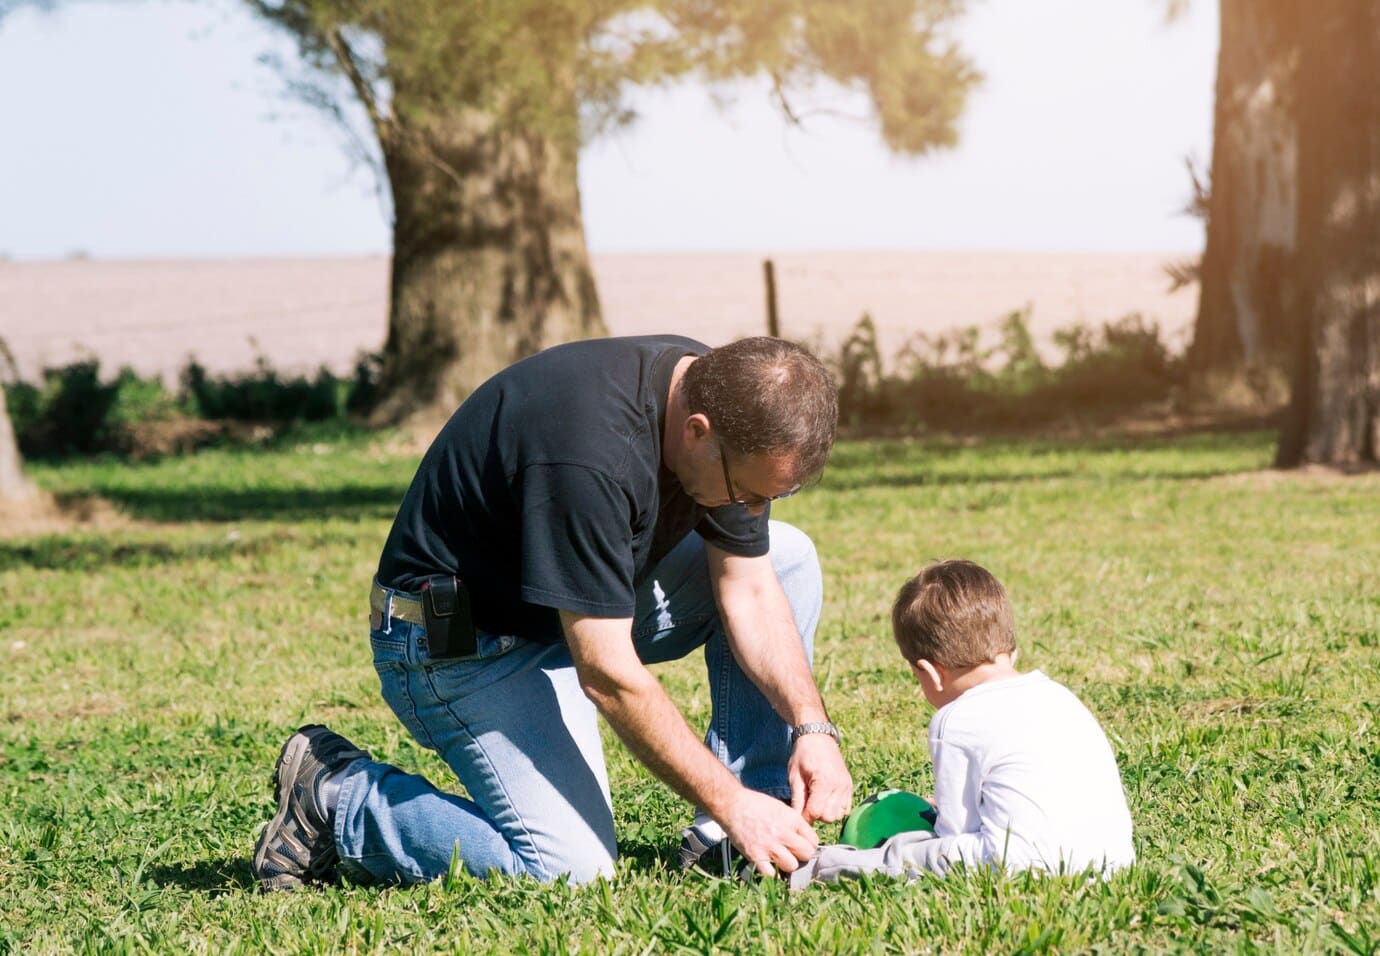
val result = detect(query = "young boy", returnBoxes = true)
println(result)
[791,559,1134,888]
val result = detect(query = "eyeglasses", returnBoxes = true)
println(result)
[718,441,802,507]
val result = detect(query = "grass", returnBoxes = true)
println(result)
[2,426,1378,953]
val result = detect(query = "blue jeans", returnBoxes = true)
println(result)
[333,521,823,885]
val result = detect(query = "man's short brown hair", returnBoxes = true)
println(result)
[891,560,1017,669]
[681,336,838,485]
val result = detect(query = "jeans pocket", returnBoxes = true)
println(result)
[423,632,537,708]
[370,626,436,748]
[370,623,410,664]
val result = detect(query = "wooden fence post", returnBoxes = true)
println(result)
[763,258,780,338]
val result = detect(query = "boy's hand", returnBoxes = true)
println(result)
[788,734,853,824]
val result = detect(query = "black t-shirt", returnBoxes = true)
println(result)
[376,335,770,643]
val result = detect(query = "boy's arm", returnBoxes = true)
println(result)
[929,724,982,837]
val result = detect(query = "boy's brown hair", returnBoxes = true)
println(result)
[891,560,1017,669]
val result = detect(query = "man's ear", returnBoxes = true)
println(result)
[683,411,712,443]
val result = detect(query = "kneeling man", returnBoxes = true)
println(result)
[252,335,852,887]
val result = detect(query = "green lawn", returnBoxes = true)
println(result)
[3,428,1377,953]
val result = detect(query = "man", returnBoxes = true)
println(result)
[253,335,852,888]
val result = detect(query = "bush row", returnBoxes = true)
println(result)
[2,311,1185,459]
[2,352,381,459]
[825,308,1182,431]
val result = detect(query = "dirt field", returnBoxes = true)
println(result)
[0,250,1197,382]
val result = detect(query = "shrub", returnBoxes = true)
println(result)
[345,351,383,418]
[181,350,382,423]
[36,361,118,455]
[825,309,1184,432]
[992,305,1048,391]
[0,347,387,461]
[836,314,888,427]
[4,380,42,448]
[3,361,185,458]
[1040,313,1179,412]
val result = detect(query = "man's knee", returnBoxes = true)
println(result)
[768,520,821,581]
[518,846,616,885]
[555,856,617,886]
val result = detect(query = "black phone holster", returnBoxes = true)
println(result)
[420,575,478,659]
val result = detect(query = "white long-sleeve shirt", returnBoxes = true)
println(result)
[793,670,1134,887]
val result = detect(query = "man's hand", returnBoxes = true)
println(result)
[720,789,819,876]
[788,733,854,824]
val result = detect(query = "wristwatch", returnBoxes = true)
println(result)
[789,721,841,748]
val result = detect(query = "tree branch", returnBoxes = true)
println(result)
[770,71,803,127]
[327,24,467,195]
[327,27,389,142]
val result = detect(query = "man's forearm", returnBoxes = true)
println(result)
[561,611,744,820]
[593,668,745,816]
[715,580,830,726]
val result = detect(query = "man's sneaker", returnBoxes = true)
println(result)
[677,820,741,876]
[679,823,791,884]
[252,724,369,892]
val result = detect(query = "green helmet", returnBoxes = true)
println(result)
[840,789,936,849]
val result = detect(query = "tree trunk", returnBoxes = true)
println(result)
[0,385,37,506]
[1276,1,1380,467]
[1187,0,1297,374]
[371,105,606,424]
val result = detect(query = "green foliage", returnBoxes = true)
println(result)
[3,428,1378,951]
[179,346,383,422]
[179,350,380,424]
[1043,313,1176,411]
[3,362,185,458]
[248,0,978,155]
[1,353,383,460]
[835,312,888,427]
[827,309,1185,431]
[343,351,384,417]
[0,311,1190,462]
[182,356,342,423]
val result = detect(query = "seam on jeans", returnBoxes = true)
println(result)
[711,634,733,765]
[332,759,358,857]
[398,661,435,751]
[373,627,429,751]
[347,852,425,885]
[428,670,542,879]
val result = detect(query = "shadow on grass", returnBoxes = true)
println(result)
[617,838,678,875]
[818,430,1276,492]
[819,465,1257,493]
[143,845,719,895]
[147,848,677,895]
[74,485,404,523]
[147,858,256,895]
[0,536,264,572]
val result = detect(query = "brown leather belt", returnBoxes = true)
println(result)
[370,582,425,626]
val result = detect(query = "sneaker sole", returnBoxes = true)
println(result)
[252,732,316,892]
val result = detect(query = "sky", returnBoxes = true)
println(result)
[0,0,1219,260]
